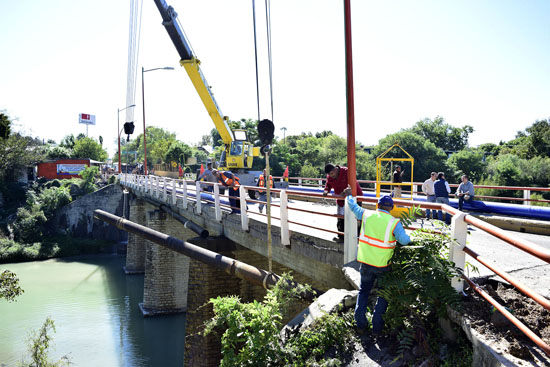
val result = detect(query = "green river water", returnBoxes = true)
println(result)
[0,254,186,367]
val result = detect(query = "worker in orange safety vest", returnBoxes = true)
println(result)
[213,169,241,214]
[257,169,273,213]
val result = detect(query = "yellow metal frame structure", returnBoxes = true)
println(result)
[376,143,414,217]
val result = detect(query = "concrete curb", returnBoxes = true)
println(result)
[473,214,550,235]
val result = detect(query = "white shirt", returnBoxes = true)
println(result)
[422,178,435,196]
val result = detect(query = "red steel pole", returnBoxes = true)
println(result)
[344,0,357,196]
[142,67,148,175]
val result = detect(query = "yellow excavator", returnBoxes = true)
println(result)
[153,0,260,170]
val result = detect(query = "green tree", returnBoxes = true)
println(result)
[446,149,486,182]
[0,270,24,302]
[0,112,12,139]
[59,134,76,150]
[512,119,550,158]
[0,133,46,181]
[164,141,193,165]
[47,146,72,160]
[73,137,108,161]
[408,116,474,152]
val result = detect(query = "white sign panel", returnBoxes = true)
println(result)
[79,113,96,125]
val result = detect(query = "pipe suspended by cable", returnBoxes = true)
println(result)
[93,209,317,301]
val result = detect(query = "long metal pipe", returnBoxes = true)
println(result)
[93,209,316,301]
[140,196,209,238]
[463,275,550,356]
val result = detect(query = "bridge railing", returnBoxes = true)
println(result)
[273,176,550,206]
[119,173,550,354]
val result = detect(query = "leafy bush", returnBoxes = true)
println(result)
[377,211,461,359]
[0,269,24,302]
[204,274,353,366]
[21,317,71,367]
[12,207,47,243]
[39,187,72,218]
[80,166,99,193]
[0,236,115,263]
[108,175,116,184]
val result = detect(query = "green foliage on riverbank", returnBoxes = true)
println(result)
[204,274,354,366]
[0,235,117,264]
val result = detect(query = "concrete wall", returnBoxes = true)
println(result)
[53,183,126,242]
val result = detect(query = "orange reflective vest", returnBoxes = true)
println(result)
[219,171,240,189]
[258,174,273,193]
[357,210,399,267]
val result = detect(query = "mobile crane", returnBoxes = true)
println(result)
[153,0,260,171]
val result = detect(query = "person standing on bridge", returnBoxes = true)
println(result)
[422,172,437,219]
[392,165,404,198]
[198,162,216,192]
[323,164,363,242]
[213,169,241,214]
[343,187,411,336]
[257,169,273,214]
[434,172,451,224]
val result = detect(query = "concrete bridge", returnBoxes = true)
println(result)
[81,174,550,366]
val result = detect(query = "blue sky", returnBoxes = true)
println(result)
[1,0,549,157]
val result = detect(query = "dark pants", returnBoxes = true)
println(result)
[355,263,390,333]
[458,195,473,211]
[229,188,240,213]
[435,196,451,224]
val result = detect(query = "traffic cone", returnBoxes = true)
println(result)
[200,164,205,175]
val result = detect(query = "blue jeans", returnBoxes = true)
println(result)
[258,192,271,212]
[426,195,436,219]
[355,263,390,333]
[435,196,451,224]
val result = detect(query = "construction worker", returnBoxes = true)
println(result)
[257,169,273,213]
[213,169,241,214]
[344,186,411,336]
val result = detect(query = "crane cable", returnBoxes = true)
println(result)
[252,0,275,272]
[251,0,262,124]
[125,0,143,130]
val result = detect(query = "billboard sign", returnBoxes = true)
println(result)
[79,113,96,125]
[57,164,87,175]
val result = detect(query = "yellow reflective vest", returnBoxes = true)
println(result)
[357,210,399,267]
